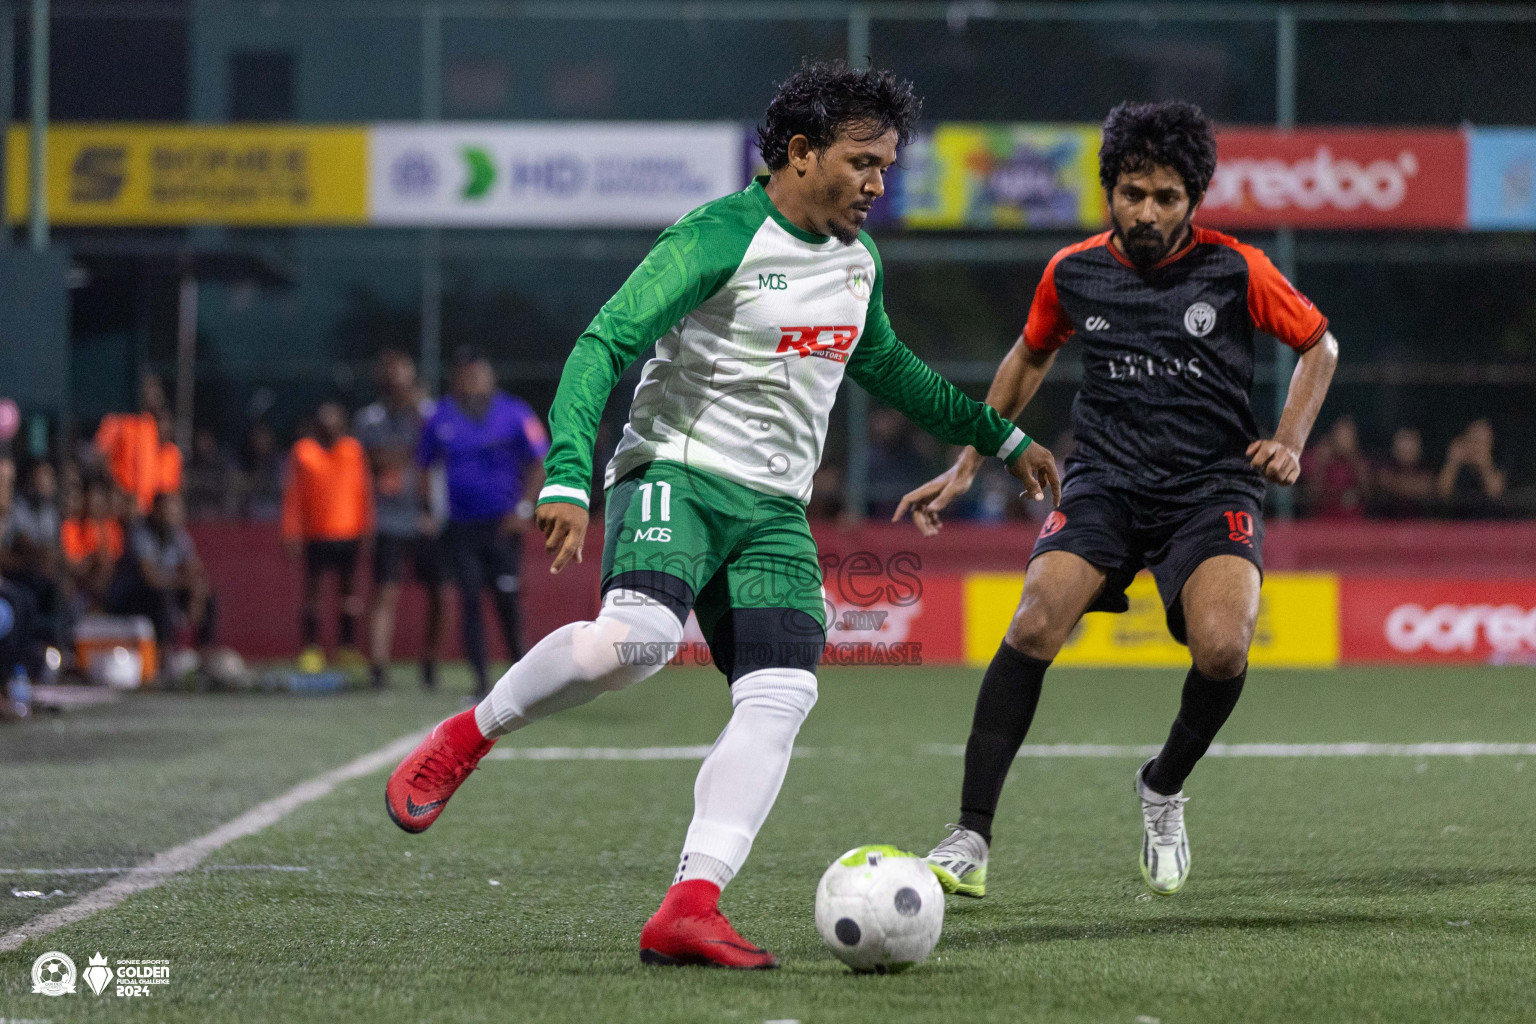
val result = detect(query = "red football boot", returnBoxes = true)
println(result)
[639,880,779,969]
[385,709,495,833]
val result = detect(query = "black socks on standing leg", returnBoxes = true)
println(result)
[957,642,1052,845]
[1144,665,1247,796]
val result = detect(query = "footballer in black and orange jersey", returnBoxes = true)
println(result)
[899,101,1340,899]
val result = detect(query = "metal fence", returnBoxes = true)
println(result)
[24,1,1536,518]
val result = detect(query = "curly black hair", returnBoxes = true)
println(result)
[757,60,921,171]
[1098,100,1218,203]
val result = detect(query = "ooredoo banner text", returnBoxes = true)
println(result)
[1201,128,1468,229]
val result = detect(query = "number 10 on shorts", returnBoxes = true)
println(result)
[639,481,672,522]
[1224,509,1255,546]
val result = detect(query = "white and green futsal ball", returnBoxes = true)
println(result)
[815,845,945,973]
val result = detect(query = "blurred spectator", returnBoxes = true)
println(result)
[419,348,547,699]
[61,479,124,606]
[283,402,372,674]
[866,408,938,519]
[2,459,68,657]
[156,412,183,496]
[807,464,845,521]
[238,420,284,521]
[1370,426,1437,519]
[184,427,240,520]
[96,372,175,513]
[355,349,448,691]
[106,491,216,673]
[1438,418,1509,519]
[1301,416,1372,519]
[1,565,37,710]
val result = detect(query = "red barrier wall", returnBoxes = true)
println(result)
[191,520,1536,660]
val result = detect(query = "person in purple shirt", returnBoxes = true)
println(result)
[417,348,549,698]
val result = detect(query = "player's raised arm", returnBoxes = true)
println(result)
[537,213,740,571]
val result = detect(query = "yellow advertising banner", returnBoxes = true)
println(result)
[964,571,1339,668]
[902,123,1107,230]
[6,124,368,225]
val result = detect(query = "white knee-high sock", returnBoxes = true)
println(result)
[474,589,684,739]
[675,668,818,889]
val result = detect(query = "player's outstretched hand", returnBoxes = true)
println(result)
[1006,441,1061,507]
[893,462,978,538]
[1247,439,1301,485]
[538,501,589,573]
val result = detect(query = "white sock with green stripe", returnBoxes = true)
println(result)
[673,667,818,888]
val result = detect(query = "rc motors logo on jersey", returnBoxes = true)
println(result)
[29,951,171,998]
[776,325,860,363]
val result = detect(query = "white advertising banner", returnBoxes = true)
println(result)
[368,122,743,227]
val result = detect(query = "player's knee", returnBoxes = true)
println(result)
[1190,635,1249,680]
[570,590,685,691]
[1005,601,1070,658]
[730,667,818,723]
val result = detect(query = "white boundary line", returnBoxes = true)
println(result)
[2,866,311,877]
[923,742,1536,758]
[7,736,1530,951]
[485,746,817,761]
[0,730,425,953]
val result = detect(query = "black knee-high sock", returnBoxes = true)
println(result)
[1144,665,1247,796]
[957,642,1051,844]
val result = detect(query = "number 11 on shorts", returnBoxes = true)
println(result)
[639,481,672,522]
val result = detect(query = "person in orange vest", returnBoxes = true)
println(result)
[282,403,372,674]
[155,412,183,497]
[96,373,171,514]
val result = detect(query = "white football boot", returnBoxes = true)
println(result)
[926,824,988,898]
[1136,758,1190,895]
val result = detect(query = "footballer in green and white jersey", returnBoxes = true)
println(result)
[385,63,1060,972]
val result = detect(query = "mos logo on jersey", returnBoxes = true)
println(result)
[777,325,859,363]
[1184,301,1217,337]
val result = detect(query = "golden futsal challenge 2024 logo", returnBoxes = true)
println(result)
[29,950,171,998]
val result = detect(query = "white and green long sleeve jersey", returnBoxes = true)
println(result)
[536,176,1032,509]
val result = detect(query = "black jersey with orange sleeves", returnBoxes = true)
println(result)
[1023,225,1328,503]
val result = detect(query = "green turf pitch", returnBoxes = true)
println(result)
[2,665,1534,1022]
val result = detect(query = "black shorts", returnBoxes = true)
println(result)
[304,539,360,578]
[1029,478,1264,645]
[372,533,444,587]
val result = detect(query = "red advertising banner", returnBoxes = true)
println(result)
[1340,578,1536,664]
[1201,129,1468,229]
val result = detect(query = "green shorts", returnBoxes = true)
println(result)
[601,461,826,673]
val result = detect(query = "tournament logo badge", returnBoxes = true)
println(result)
[31,950,77,996]
[1183,301,1217,337]
[83,952,115,995]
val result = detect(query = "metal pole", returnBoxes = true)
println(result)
[420,2,443,393]
[175,268,198,453]
[0,2,13,247]
[1272,6,1298,519]
[842,5,872,520]
[26,0,45,251]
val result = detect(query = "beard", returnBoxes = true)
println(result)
[818,179,868,246]
[1114,214,1192,269]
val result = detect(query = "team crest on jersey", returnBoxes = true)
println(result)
[1183,301,1217,337]
[1039,510,1067,538]
[846,265,874,300]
